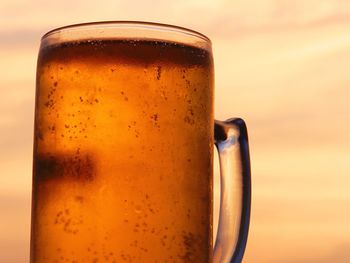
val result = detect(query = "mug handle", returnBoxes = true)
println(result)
[213,118,251,263]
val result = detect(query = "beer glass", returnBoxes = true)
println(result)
[31,21,251,263]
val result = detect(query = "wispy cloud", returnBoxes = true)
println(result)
[283,242,350,263]
[0,29,43,48]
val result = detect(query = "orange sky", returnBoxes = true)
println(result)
[1,0,350,262]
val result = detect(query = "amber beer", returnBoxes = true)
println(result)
[31,29,214,262]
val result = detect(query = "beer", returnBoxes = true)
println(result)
[31,38,214,262]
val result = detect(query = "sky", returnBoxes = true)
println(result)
[1,0,350,262]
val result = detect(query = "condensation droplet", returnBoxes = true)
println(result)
[134,205,142,214]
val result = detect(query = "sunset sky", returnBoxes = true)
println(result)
[1,0,350,262]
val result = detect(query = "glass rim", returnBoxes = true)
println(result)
[41,21,211,44]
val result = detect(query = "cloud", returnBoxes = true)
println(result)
[2,0,350,50]
[212,19,350,150]
[3,0,350,40]
[0,192,30,263]
[0,82,34,157]
[282,242,350,263]
[0,29,43,48]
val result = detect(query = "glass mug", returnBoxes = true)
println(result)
[31,22,251,263]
